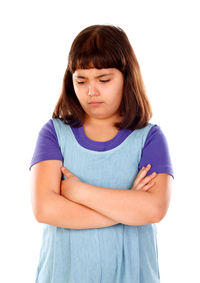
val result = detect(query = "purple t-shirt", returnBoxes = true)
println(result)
[29,119,174,179]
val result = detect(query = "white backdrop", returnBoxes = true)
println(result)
[0,0,199,282]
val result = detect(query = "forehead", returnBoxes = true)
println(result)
[73,68,116,79]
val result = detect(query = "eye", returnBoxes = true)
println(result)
[77,81,85,84]
[100,80,110,83]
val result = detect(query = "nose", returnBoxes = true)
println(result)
[88,85,99,96]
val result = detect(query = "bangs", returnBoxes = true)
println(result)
[68,31,126,73]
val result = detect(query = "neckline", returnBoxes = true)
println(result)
[80,125,122,145]
[69,123,133,152]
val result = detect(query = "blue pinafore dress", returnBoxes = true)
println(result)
[35,118,160,283]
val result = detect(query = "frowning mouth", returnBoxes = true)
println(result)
[88,101,103,105]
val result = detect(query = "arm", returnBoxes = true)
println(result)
[30,160,119,229]
[61,168,173,226]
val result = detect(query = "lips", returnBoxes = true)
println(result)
[88,102,103,106]
[88,101,103,104]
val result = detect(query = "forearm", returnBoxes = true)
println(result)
[68,183,159,226]
[37,192,119,229]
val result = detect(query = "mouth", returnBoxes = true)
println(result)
[88,101,103,105]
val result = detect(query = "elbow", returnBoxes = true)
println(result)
[31,193,52,224]
[34,210,44,223]
[32,203,46,223]
[152,206,168,223]
[126,206,164,226]
[31,192,58,224]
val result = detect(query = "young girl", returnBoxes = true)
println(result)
[30,24,174,283]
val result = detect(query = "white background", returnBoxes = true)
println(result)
[0,0,199,282]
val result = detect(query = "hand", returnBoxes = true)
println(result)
[60,166,83,200]
[131,164,157,192]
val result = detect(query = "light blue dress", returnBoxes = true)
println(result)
[35,118,160,283]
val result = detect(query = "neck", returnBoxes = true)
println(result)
[84,115,123,128]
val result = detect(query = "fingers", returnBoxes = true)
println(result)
[142,181,156,191]
[134,174,156,191]
[140,171,157,187]
[61,166,73,178]
[133,164,157,191]
[134,164,152,187]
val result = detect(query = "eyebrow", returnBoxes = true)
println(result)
[74,73,114,79]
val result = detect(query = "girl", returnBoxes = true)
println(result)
[30,24,174,283]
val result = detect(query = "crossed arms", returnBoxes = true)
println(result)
[30,160,173,229]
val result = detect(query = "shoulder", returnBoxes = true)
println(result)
[144,123,170,149]
[51,117,72,132]
[132,123,159,146]
[138,123,174,179]
[145,123,163,142]
[39,119,54,134]
[37,118,61,143]
[29,119,63,171]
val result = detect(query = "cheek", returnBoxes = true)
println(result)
[74,84,88,97]
[73,86,84,101]
[106,85,123,104]
[73,84,80,94]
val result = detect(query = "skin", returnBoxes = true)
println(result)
[72,67,124,134]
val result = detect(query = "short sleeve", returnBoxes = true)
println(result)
[29,119,63,171]
[138,125,174,179]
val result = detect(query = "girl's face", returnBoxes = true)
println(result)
[72,67,124,124]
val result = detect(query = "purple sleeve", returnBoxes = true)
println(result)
[29,119,63,171]
[138,125,174,179]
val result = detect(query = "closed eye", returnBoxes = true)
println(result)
[77,80,110,84]
[100,80,110,83]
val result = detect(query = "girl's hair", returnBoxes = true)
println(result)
[52,24,152,130]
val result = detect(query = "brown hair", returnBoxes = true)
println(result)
[52,24,152,130]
